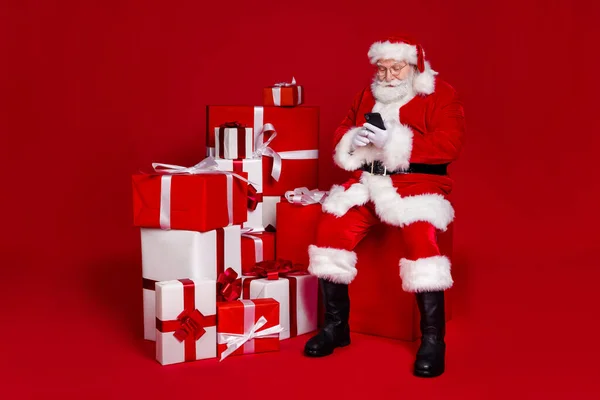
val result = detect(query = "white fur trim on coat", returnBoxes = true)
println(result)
[322,183,369,217]
[381,121,413,171]
[308,245,358,284]
[360,173,454,231]
[399,255,453,292]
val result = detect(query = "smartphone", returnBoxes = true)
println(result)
[364,112,386,130]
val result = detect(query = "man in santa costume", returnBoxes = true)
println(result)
[304,35,465,377]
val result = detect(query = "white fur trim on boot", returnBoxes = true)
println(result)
[360,173,454,231]
[308,245,358,284]
[334,127,381,171]
[399,255,453,292]
[322,183,369,217]
[381,121,413,171]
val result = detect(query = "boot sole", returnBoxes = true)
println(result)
[413,367,444,378]
[304,340,351,357]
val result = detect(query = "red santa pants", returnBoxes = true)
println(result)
[307,201,453,292]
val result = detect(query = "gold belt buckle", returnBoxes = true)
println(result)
[369,161,386,175]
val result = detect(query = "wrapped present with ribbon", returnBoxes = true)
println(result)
[241,259,318,340]
[241,227,276,275]
[275,189,327,267]
[206,105,319,195]
[140,225,241,341]
[215,121,254,159]
[215,158,265,230]
[217,298,282,361]
[132,157,250,232]
[155,278,217,365]
[263,77,303,107]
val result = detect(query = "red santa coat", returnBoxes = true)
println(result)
[321,76,466,231]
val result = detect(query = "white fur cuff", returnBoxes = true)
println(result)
[308,245,358,284]
[334,127,368,171]
[322,183,369,217]
[399,255,453,292]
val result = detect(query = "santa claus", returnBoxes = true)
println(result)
[304,35,466,377]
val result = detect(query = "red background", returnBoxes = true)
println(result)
[2,0,599,398]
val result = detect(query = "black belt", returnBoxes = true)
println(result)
[360,161,448,176]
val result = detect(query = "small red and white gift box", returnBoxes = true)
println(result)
[155,278,217,365]
[141,225,241,341]
[215,122,254,159]
[217,298,282,360]
[263,77,303,107]
[242,260,318,340]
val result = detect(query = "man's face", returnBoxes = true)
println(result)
[375,59,412,84]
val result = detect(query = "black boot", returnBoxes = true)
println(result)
[414,291,446,377]
[304,279,351,357]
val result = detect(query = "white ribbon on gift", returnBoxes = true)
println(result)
[151,156,256,230]
[217,299,283,361]
[240,227,264,263]
[252,106,318,181]
[284,187,328,206]
[272,77,298,106]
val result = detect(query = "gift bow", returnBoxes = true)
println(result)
[284,187,328,206]
[273,76,297,87]
[247,259,307,281]
[217,268,242,302]
[173,309,210,342]
[221,121,244,128]
[217,315,284,361]
[151,156,256,186]
[252,123,283,180]
[247,184,262,211]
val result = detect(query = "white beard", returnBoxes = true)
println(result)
[371,73,415,104]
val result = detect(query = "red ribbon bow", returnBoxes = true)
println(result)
[217,267,242,301]
[173,308,209,342]
[247,184,263,211]
[221,121,243,128]
[248,259,307,280]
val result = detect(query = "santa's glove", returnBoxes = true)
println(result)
[351,128,371,150]
[363,122,390,149]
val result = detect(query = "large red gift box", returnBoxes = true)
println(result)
[275,202,323,267]
[349,223,455,341]
[206,105,319,195]
[132,171,248,232]
[217,299,282,360]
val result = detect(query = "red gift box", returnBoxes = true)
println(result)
[349,223,454,341]
[217,299,282,360]
[241,230,276,275]
[132,169,248,232]
[206,106,319,195]
[263,83,303,107]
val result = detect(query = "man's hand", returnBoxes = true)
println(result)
[351,128,371,150]
[363,122,390,149]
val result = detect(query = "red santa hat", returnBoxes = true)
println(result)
[367,35,437,95]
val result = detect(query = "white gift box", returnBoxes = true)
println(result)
[215,126,253,159]
[141,225,241,341]
[155,278,217,365]
[241,274,318,340]
[215,158,265,230]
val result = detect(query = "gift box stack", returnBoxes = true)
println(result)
[130,78,321,365]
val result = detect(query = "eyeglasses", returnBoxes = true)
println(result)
[376,63,409,77]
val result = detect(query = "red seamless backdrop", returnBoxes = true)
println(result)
[1,0,599,398]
